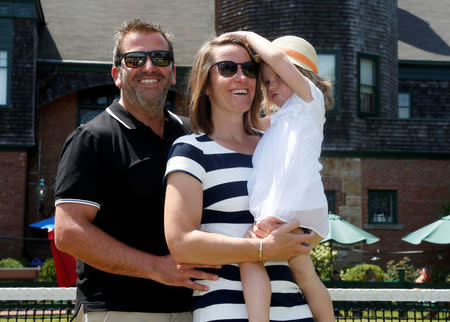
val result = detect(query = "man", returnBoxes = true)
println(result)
[54,19,217,321]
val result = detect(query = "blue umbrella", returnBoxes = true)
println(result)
[29,217,55,230]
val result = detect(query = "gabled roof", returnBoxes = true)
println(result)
[38,0,215,66]
[398,0,450,62]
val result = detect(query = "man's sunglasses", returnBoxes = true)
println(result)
[119,51,173,68]
[213,61,259,79]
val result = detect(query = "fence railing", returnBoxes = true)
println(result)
[1,287,449,321]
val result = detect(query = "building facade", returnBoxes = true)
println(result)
[0,0,449,275]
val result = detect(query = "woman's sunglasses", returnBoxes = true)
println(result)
[214,61,259,79]
[119,51,173,68]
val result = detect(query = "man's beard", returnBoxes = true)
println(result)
[121,70,171,116]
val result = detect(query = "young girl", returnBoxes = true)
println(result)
[224,31,335,322]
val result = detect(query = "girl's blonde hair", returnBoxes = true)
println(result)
[188,37,262,135]
[262,64,335,116]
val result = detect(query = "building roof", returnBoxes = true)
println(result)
[38,0,215,66]
[398,0,450,62]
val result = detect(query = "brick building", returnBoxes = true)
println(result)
[0,0,449,275]
[216,0,450,271]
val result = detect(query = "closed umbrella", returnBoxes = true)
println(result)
[401,214,450,245]
[320,214,380,278]
[29,217,77,287]
[29,217,55,230]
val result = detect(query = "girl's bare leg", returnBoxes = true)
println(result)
[240,261,271,322]
[240,222,271,322]
[288,229,334,322]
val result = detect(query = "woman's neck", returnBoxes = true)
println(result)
[210,109,259,155]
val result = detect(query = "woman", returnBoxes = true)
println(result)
[164,35,315,321]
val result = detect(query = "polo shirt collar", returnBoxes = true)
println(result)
[106,100,183,130]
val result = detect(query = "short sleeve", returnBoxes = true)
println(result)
[165,135,206,184]
[54,128,104,209]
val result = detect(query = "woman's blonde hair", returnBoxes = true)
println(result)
[188,37,262,135]
[262,64,335,116]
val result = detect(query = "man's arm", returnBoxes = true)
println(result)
[55,203,217,291]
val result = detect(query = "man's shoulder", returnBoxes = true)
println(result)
[166,110,191,133]
[79,107,118,136]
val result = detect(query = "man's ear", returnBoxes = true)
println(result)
[112,66,122,87]
[171,65,176,86]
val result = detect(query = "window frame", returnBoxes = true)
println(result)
[357,53,380,116]
[317,49,341,113]
[368,190,398,225]
[398,91,411,119]
[0,19,13,109]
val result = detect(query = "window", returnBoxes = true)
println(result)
[318,50,340,112]
[368,190,397,224]
[78,85,120,125]
[77,85,179,125]
[0,50,7,106]
[398,92,410,119]
[325,190,336,214]
[358,54,378,115]
[0,19,13,108]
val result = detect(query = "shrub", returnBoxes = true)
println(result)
[341,263,385,282]
[311,242,338,280]
[385,257,419,282]
[0,258,24,268]
[39,258,57,282]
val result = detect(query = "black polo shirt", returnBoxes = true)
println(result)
[54,101,191,313]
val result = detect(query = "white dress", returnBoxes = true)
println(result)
[248,79,329,238]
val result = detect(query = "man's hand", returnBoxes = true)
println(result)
[154,255,219,292]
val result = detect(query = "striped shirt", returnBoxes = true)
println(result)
[165,133,313,322]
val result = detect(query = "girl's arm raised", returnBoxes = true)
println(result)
[222,31,312,102]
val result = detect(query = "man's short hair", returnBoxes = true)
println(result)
[113,18,174,67]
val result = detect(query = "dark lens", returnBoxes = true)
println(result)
[124,52,146,68]
[216,61,238,77]
[150,51,172,67]
[241,62,259,78]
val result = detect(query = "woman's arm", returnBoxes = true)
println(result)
[164,171,314,265]
[223,31,313,103]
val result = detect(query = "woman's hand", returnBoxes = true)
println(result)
[259,220,316,261]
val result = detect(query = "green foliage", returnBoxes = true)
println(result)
[38,258,57,282]
[341,263,385,282]
[385,257,419,282]
[13,257,29,267]
[0,258,24,268]
[311,242,338,280]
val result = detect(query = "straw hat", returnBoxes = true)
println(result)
[272,35,318,74]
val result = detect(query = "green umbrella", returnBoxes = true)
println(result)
[320,214,380,279]
[401,214,450,245]
[321,214,380,245]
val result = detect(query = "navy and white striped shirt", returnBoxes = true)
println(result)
[165,133,313,322]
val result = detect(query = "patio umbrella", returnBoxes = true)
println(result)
[320,214,380,278]
[29,217,55,230]
[401,214,450,245]
[321,214,380,245]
